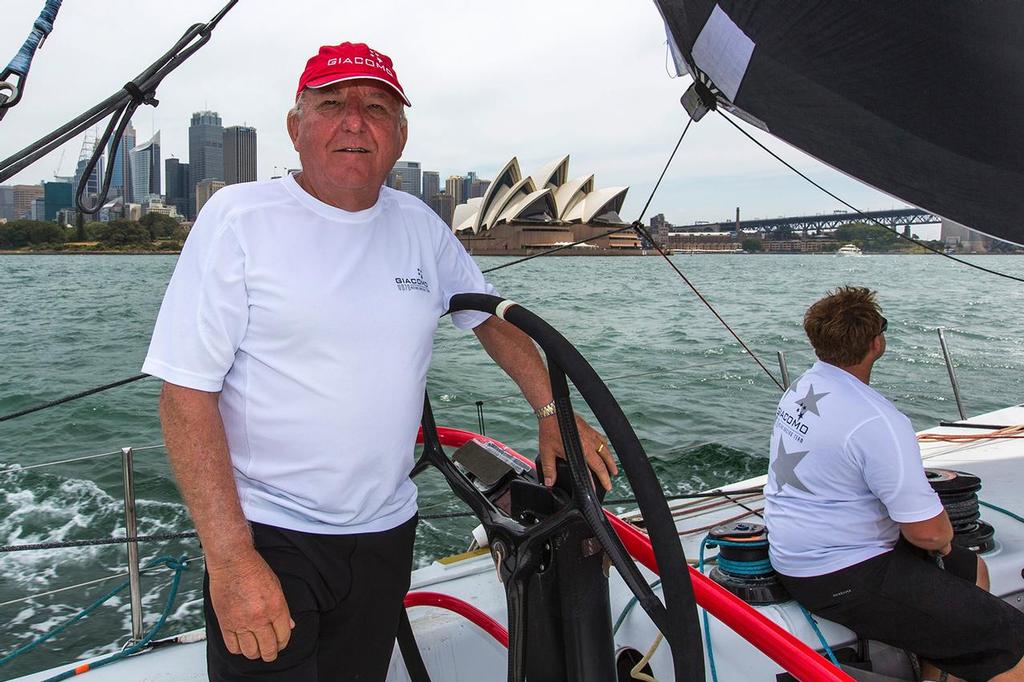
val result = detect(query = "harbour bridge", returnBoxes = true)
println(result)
[672,208,939,235]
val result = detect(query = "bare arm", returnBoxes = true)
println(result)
[472,316,618,490]
[900,509,954,553]
[159,382,292,661]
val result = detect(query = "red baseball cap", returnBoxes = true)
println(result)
[296,42,411,107]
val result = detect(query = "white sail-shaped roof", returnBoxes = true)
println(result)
[449,153,629,232]
[490,177,538,226]
[453,197,483,233]
[529,155,569,191]
[553,174,594,219]
[475,158,521,233]
[581,186,628,223]
[497,187,556,225]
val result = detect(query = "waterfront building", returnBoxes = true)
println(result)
[428,191,455,226]
[107,122,136,201]
[445,175,464,206]
[450,155,630,254]
[189,111,224,215]
[43,181,73,221]
[0,186,14,220]
[461,172,476,204]
[224,125,257,185]
[129,131,161,203]
[941,217,992,252]
[13,184,44,219]
[165,158,192,219]
[387,171,403,191]
[195,179,225,215]
[391,161,421,198]
[142,197,180,219]
[422,171,440,203]
[30,195,46,220]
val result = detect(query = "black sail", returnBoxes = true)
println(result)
[654,1,1024,246]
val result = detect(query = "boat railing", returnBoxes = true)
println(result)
[0,332,973,675]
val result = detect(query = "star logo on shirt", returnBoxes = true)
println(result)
[772,438,812,494]
[795,384,829,418]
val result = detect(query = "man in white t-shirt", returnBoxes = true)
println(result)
[143,42,617,681]
[765,286,1024,682]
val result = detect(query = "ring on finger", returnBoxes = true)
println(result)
[596,442,605,454]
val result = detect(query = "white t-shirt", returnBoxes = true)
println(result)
[764,360,943,577]
[142,175,496,534]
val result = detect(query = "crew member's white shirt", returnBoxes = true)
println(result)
[764,360,943,576]
[143,175,495,534]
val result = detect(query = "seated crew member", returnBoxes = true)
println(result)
[764,286,1024,682]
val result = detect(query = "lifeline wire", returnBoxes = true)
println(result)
[0,373,148,423]
[717,110,1024,285]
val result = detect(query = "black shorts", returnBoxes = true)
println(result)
[778,539,1024,681]
[205,514,418,682]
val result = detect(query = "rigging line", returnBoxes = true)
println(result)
[0,373,149,423]
[632,222,785,391]
[480,223,637,273]
[0,0,239,214]
[638,116,692,225]
[716,110,1024,285]
[0,0,63,119]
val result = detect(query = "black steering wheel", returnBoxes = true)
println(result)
[414,293,704,682]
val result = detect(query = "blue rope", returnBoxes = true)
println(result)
[4,0,63,77]
[699,536,720,682]
[612,579,662,636]
[0,555,189,675]
[717,557,773,575]
[798,604,840,667]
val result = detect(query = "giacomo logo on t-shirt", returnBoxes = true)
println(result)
[395,268,430,293]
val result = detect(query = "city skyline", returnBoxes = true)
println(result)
[0,0,915,232]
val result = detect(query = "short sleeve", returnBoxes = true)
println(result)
[848,414,944,523]
[141,203,248,392]
[435,226,498,330]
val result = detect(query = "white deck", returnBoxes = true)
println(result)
[14,405,1024,681]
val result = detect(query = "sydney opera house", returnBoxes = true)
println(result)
[451,155,642,254]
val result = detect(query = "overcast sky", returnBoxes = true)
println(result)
[1,0,925,231]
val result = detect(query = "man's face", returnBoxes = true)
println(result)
[287,79,408,211]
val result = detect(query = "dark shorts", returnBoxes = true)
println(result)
[205,514,418,682]
[778,539,1024,681]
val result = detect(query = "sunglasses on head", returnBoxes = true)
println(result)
[879,317,888,334]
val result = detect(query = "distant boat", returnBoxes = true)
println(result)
[836,243,863,256]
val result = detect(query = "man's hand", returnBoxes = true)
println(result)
[208,550,294,662]
[538,413,618,491]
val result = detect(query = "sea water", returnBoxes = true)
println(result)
[1,252,1022,677]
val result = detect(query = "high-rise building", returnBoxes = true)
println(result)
[428,192,455,227]
[469,178,490,199]
[107,122,136,201]
[195,179,225,215]
[445,175,464,206]
[461,172,477,205]
[189,111,224,215]
[43,181,73,221]
[224,125,257,185]
[13,184,44,219]
[130,131,161,203]
[74,134,104,209]
[165,158,192,219]
[0,186,14,220]
[422,171,440,202]
[391,161,421,198]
